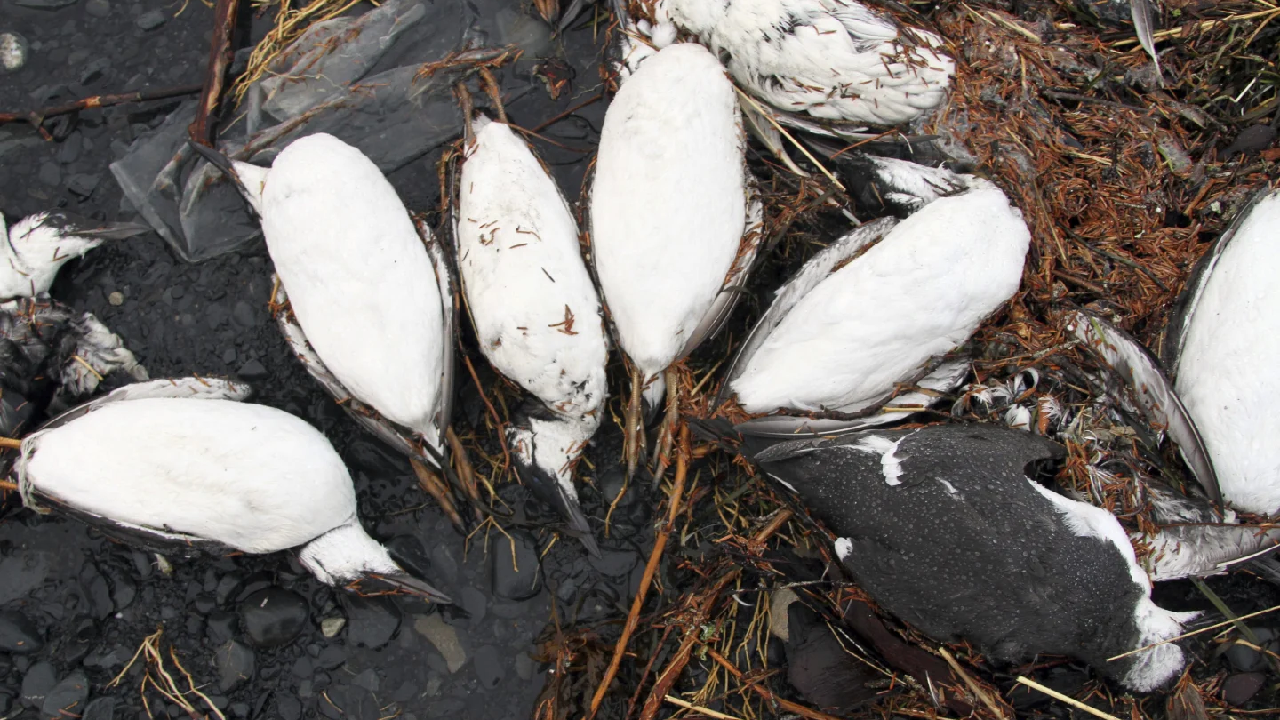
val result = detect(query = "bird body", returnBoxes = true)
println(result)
[755,424,1194,692]
[0,212,148,301]
[225,133,450,450]
[659,0,954,127]
[728,183,1028,415]
[17,378,447,600]
[591,43,759,389]
[1167,189,1280,515]
[453,115,607,547]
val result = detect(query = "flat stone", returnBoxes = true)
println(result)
[135,9,164,29]
[413,614,468,673]
[67,172,99,199]
[42,670,89,720]
[472,645,503,689]
[237,360,267,381]
[1223,672,1266,707]
[214,642,255,692]
[320,617,345,638]
[491,530,541,600]
[82,697,116,720]
[21,661,57,708]
[239,587,308,647]
[346,596,400,649]
[37,162,61,187]
[276,694,301,720]
[0,610,42,653]
[84,0,109,15]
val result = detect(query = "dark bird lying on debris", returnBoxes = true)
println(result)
[12,377,452,603]
[754,423,1196,691]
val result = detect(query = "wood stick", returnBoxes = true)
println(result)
[189,0,242,146]
[588,424,691,720]
[0,436,22,449]
[663,696,742,720]
[0,84,203,127]
[706,649,845,720]
[0,479,18,492]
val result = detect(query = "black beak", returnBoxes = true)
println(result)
[187,139,252,201]
[519,460,601,558]
[359,570,453,605]
[43,212,152,240]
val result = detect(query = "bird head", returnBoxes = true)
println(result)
[507,410,601,557]
[1,212,148,299]
[299,522,453,605]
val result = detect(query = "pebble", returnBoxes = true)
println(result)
[239,587,308,647]
[514,652,535,681]
[136,10,165,30]
[83,645,129,671]
[0,33,28,72]
[276,694,301,720]
[206,611,238,644]
[82,697,116,720]
[20,661,56,708]
[320,685,378,720]
[237,359,268,381]
[80,58,109,85]
[38,162,61,187]
[67,172,100,200]
[84,0,109,16]
[414,614,468,673]
[457,587,487,626]
[214,641,255,692]
[0,610,43,653]
[491,530,542,600]
[1222,672,1266,706]
[42,670,89,719]
[352,668,379,693]
[315,645,347,670]
[472,646,504,689]
[321,616,345,637]
[1226,629,1276,672]
[346,596,401,649]
[589,549,639,578]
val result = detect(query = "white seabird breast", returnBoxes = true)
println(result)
[250,133,446,437]
[20,397,357,554]
[1174,190,1280,515]
[731,185,1029,414]
[457,118,607,419]
[590,42,748,378]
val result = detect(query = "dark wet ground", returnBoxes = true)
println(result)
[0,1,649,719]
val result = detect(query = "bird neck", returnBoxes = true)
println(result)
[298,521,400,586]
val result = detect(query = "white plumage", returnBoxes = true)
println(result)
[591,42,760,397]
[453,115,607,544]
[656,0,954,127]
[1173,189,1280,515]
[16,378,447,600]
[0,212,148,301]
[728,182,1029,415]
[220,134,452,453]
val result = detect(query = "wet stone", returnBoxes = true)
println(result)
[414,614,467,673]
[473,645,503,689]
[352,668,379,693]
[214,642,255,692]
[589,549,639,578]
[82,697,115,720]
[135,10,164,30]
[80,58,110,85]
[315,645,347,670]
[320,685,377,720]
[457,587,486,626]
[206,611,238,644]
[491,530,541,600]
[42,670,89,720]
[276,694,301,720]
[514,652,535,681]
[38,162,61,187]
[239,587,308,647]
[320,617,345,638]
[0,610,42,653]
[1226,630,1275,672]
[84,0,109,16]
[291,655,313,678]
[236,360,267,381]
[345,596,401,649]
[1223,672,1266,706]
[67,172,101,199]
[21,661,56,708]
[83,645,129,672]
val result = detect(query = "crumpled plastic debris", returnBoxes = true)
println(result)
[111,0,556,262]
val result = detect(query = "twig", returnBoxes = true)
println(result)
[461,352,511,471]
[0,480,16,493]
[0,436,21,449]
[189,0,242,146]
[588,424,692,720]
[529,93,603,133]
[664,696,743,720]
[0,84,203,132]
[1014,677,1122,720]
[1107,603,1280,660]
[706,649,845,720]
[939,648,1010,720]
[733,88,846,192]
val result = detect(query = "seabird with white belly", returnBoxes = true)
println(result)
[754,423,1195,691]
[0,211,148,300]
[449,84,608,554]
[12,377,450,602]
[590,42,763,477]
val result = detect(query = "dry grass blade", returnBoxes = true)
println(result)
[228,0,365,106]
[1015,677,1122,720]
[108,627,228,720]
[1108,603,1280,661]
[664,695,744,719]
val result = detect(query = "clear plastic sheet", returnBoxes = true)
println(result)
[110,0,555,262]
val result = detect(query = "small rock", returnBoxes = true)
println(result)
[67,173,100,199]
[319,685,377,720]
[214,642,255,693]
[21,661,57,708]
[80,58,109,85]
[290,656,313,678]
[457,587,486,625]
[1222,673,1266,707]
[38,162,61,187]
[84,0,109,16]
[1225,631,1274,672]
[491,530,542,600]
[1224,124,1276,158]
[320,617,345,638]
[346,596,401,649]
[237,359,267,381]
[136,9,165,30]
[206,611,238,644]
[314,645,347,670]
[42,670,89,720]
[588,549,639,578]
[82,697,116,720]
[414,614,468,673]
[239,587,308,647]
[514,652,535,681]
[351,668,379,693]
[0,610,43,653]
[83,645,129,671]
[232,301,256,327]
[0,33,28,72]
[473,646,504,689]
[275,694,301,720]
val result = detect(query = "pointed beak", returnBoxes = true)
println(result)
[520,461,601,558]
[71,221,153,240]
[187,139,251,198]
[361,570,453,605]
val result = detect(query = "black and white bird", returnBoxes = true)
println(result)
[0,211,148,300]
[193,135,459,478]
[449,87,608,554]
[648,0,954,129]
[720,177,1028,435]
[754,423,1195,691]
[1162,188,1280,516]
[590,43,763,476]
[13,377,449,602]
